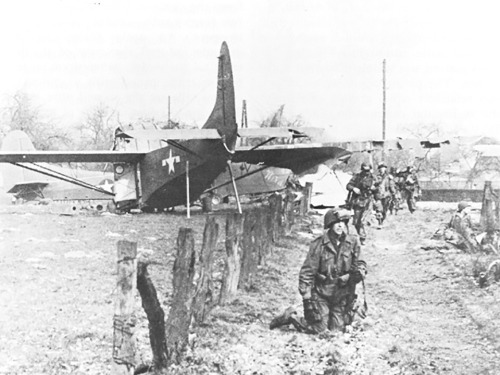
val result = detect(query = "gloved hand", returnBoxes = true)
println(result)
[337,273,350,286]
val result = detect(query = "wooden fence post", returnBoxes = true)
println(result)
[268,193,282,243]
[137,261,168,372]
[300,182,313,215]
[283,190,295,235]
[239,210,259,290]
[219,213,243,305]
[257,207,271,265]
[192,217,219,324]
[480,181,499,231]
[165,228,197,367]
[112,240,137,375]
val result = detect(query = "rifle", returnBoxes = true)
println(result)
[345,260,368,324]
[345,190,353,210]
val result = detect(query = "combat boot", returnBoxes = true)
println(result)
[269,307,296,330]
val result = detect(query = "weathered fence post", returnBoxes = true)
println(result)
[165,228,197,367]
[480,181,499,231]
[257,206,271,265]
[192,217,219,324]
[219,213,243,305]
[239,210,259,290]
[137,261,168,372]
[112,240,137,375]
[283,190,295,235]
[268,193,282,243]
[300,182,313,215]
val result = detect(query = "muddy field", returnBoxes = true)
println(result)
[1,202,500,374]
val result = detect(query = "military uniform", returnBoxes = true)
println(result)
[397,168,420,213]
[346,168,375,243]
[288,231,362,333]
[446,206,478,252]
[388,168,402,215]
[375,169,396,224]
[269,209,366,334]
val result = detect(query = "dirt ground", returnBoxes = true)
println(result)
[1,201,500,374]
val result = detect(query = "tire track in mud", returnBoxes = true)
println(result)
[362,209,500,374]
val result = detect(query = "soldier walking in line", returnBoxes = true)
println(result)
[388,167,402,215]
[374,162,396,225]
[346,162,376,245]
[398,165,421,213]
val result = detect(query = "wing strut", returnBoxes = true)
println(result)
[12,162,114,196]
[186,161,191,218]
[247,137,277,151]
[204,164,272,194]
[226,160,242,214]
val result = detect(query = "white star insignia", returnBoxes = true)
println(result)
[162,149,180,174]
[99,179,114,192]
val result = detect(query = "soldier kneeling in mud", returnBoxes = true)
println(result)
[270,208,367,334]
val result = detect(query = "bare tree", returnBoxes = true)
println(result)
[253,105,308,146]
[77,103,118,150]
[262,105,285,128]
[132,117,195,130]
[465,151,500,184]
[398,123,453,178]
[1,91,70,150]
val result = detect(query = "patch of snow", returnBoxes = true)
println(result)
[25,237,48,243]
[105,231,123,238]
[2,227,20,233]
[64,251,90,259]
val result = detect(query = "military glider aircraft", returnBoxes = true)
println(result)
[0,42,351,213]
[0,130,113,207]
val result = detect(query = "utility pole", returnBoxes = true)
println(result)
[241,100,247,146]
[382,59,386,162]
[168,96,171,127]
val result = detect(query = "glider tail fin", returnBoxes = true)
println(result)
[202,41,237,151]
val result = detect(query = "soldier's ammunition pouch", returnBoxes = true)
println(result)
[303,296,322,323]
[315,272,336,284]
[315,272,351,298]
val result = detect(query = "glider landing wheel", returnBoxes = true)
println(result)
[211,194,222,206]
[107,201,118,214]
[202,196,214,213]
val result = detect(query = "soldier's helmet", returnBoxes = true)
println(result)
[361,162,371,171]
[378,162,387,169]
[324,208,353,229]
[458,201,471,211]
[407,165,413,172]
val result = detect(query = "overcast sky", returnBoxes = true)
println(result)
[0,0,499,140]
